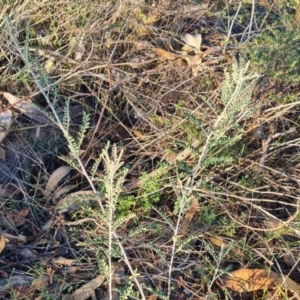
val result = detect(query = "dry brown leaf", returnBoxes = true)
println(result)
[51,256,76,266]
[178,276,183,288]
[68,275,104,300]
[224,268,300,294]
[2,92,50,124]
[7,207,30,227]
[147,295,158,300]
[44,166,71,197]
[209,236,243,257]
[0,235,6,254]
[184,199,199,222]
[132,130,149,141]
[153,48,178,60]
[190,53,203,76]
[209,236,226,247]
[223,268,280,292]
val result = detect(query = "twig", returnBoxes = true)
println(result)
[223,1,242,53]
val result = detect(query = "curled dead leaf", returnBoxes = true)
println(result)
[181,33,202,53]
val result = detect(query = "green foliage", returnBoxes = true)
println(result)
[136,167,167,215]
[125,223,161,241]
[77,111,90,148]
[218,216,237,237]
[116,281,140,300]
[249,23,300,83]
[116,194,136,217]
[199,204,217,225]
[219,58,260,130]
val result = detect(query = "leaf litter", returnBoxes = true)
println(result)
[0,1,300,299]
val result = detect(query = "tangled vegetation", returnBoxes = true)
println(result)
[0,0,300,299]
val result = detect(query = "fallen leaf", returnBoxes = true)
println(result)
[2,92,50,124]
[178,276,183,288]
[181,33,202,53]
[1,233,27,243]
[68,275,104,300]
[0,235,6,254]
[184,198,199,222]
[0,109,12,143]
[153,48,178,60]
[147,295,158,300]
[44,166,71,197]
[51,185,75,204]
[208,236,243,257]
[7,207,30,227]
[223,268,280,292]
[190,53,203,76]
[51,256,76,266]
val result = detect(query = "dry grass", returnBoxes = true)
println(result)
[0,0,300,299]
